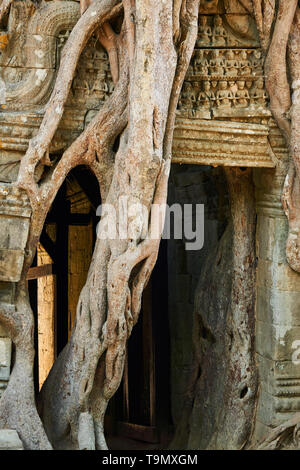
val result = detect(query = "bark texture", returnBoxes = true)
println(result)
[187,169,257,450]
[0,0,200,450]
[222,168,257,449]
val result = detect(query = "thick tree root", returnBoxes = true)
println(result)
[0,289,52,449]
[255,414,300,450]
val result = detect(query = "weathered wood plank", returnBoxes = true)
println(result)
[27,263,55,280]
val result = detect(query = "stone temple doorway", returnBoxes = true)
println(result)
[25,161,233,449]
[27,166,100,392]
[26,161,232,449]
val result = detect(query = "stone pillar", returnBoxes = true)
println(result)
[0,182,31,397]
[253,153,300,441]
[0,323,11,399]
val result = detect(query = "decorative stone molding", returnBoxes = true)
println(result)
[0,1,81,109]
[0,110,86,182]
[173,118,276,167]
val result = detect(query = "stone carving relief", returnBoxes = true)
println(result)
[55,29,113,111]
[179,50,267,119]
[174,5,276,168]
[0,0,277,178]
[0,0,274,180]
[0,1,80,109]
[68,41,113,110]
[0,0,112,183]
[0,0,112,111]
[196,14,259,48]
[178,12,269,121]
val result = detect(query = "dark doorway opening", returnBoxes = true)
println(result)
[28,166,100,392]
[107,239,173,450]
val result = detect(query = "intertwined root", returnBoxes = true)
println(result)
[256,414,300,450]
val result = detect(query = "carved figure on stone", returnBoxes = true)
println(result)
[250,78,267,107]
[73,72,90,97]
[234,80,250,108]
[251,50,263,76]
[209,50,225,76]
[178,82,195,111]
[193,50,209,75]
[197,80,215,109]
[212,15,227,47]
[83,49,97,73]
[238,50,252,77]
[224,0,259,46]
[196,15,212,47]
[225,50,238,77]
[106,73,114,94]
[228,79,238,96]
[91,70,108,100]
[216,80,233,108]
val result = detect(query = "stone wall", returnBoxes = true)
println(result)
[253,155,300,441]
[0,184,31,398]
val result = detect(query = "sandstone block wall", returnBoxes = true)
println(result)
[253,163,300,440]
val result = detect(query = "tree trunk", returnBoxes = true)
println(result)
[0,283,52,449]
[180,169,257,450]
[222,168,257,449]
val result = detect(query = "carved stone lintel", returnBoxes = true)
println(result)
[173,118,276,168]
